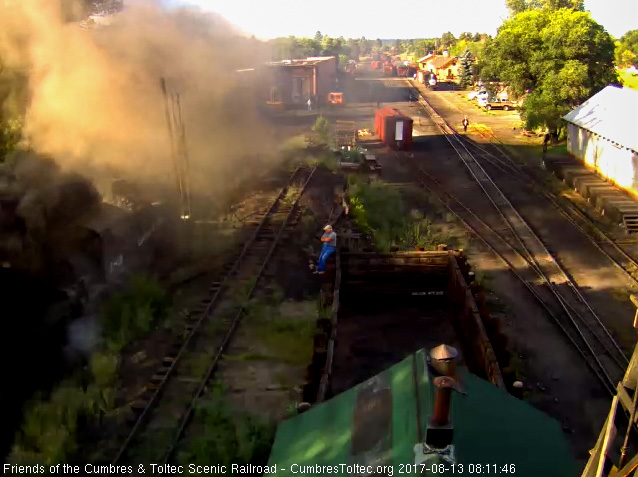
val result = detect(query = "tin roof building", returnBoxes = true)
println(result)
[562,85,638,196]
[563,85,638,154]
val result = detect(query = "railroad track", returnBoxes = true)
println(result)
[405,81,627,395]
[414,83,638,289]
[110,164,317,465]
[459,131,638,290]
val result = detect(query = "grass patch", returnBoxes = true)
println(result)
[347,175,462,252]
[101,275,172,352]
[307,150,338,172]
[548,143,567,155]
[8,350,120,465]
[242,300,317,366]
[181,352,214,377]
[279,134,308,152]
[9,274,171,464]
[469,123,493,136]
[619,71,638,91]
[178,385,275,471]
[282,185,301,205]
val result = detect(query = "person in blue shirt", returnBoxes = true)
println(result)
[315,225,337,275]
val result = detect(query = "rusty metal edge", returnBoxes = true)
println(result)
[316,243,342,403]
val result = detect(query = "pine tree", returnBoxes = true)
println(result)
[459,49,474,89]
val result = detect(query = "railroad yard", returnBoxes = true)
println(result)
[4,74,636,473]
[339,76,638,463]
[87,72,638,469]
[4,5,638,473]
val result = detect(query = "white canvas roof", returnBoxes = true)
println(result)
[562,85,638,152]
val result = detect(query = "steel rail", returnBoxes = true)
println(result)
[404,155,615,393]
[407,81,625,392]
[455,131,636,362]
[111,165,316,465]
[427,87,638,290]
[472,134,638,285]
[161,166,317,464]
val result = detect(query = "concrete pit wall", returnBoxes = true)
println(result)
[300,249,509,409]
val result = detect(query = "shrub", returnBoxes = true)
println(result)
[178,387,275,471]
[312,116,331,145]
[8,346,122,464]
[347,176,446,251]
[9,381,88,465]
[101,275,171,351]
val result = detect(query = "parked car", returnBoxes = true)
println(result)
[468,90,487,100]
[479,97,516,110]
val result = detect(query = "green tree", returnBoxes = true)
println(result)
[459,50,474,88]
[314,31,323,43]
[506,0,584,15]
[616,29,638,67]
[483,9,617,131]
[298,37,321,57]
[360,36,370,55]
[440,32,457,49]
[346,38,361,60]
[376,38,383,48]
[270,36,298,60]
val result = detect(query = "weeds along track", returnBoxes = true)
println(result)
[111,165,317,465]
[406,81,627,395]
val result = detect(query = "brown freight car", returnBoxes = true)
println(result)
[374,108,413,150]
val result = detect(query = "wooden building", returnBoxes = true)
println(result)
[563,86,638,196]
[259,56,338,108]
[419,53,460,82]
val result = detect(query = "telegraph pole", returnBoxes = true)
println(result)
[173,93,192,219]
[160,78,191,220]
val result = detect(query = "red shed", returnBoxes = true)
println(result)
[374,108,413,150]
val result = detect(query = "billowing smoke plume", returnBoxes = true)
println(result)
[0,0,275,200]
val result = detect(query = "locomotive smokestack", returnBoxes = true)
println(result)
[426,376,458,449]
[432,376,455,426]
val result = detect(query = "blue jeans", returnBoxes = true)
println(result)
[317,244,336,272]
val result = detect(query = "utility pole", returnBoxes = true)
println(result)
[172,92,192,219]
[160,77,191,220]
